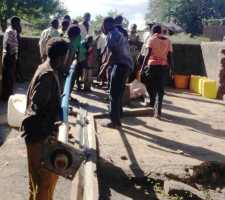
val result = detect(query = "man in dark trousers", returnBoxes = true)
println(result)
[101,17,133,128]
[21,38,69,200]
[2,16,21,101]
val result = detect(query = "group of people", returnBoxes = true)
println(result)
[39,13,94,92]
[1,12,173,199]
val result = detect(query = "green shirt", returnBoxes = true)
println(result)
[78,41,88,62]
[73,35,81,51]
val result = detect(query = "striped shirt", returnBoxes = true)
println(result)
[39,27,60,58]
[3,26,18,58]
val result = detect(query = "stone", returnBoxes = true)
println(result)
[164,180,205,200]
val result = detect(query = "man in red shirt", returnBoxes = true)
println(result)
[142,24,173,119]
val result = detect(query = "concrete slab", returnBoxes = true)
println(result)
[85,87,225,199]
[73,87,225,178]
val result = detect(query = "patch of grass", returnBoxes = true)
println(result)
[203,190,212,200]
[169,33,210,44]
[22,28,41,37]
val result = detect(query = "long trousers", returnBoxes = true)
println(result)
[143,66,168,115]
[2,53,16,101]
[70,62,85,91]
[107,65,113,90]
[109,64,129,125]
[83,67,92,90]
[26,141,58,200]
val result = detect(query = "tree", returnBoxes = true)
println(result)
[146,0,225,35]
[74,16,83,23]
[91,10,130,32]
[0,0,67,32]
[145,0,179,22]
[92,15,105,31]
[174,0,225,35]
[107,10,129,28]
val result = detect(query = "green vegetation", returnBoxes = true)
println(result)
[76,10,129,32]
[0,0,67,32]
[169,33,210,44]
[146,0,225,36]
[203,18,225,26]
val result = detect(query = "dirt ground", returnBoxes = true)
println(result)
[91,88,225,200]
[1,83,225,200]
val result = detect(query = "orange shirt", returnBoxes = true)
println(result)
[147,33,173,66]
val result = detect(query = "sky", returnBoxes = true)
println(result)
[63,0,148,29]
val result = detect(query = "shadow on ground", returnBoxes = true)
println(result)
[162,113,225,140]
[0,101,11,146]
[98,157,160,200]
[122,125,225,163]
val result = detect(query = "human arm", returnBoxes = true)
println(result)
[141,48,151,72]
[167,41,174,77]
[39,30,48,60]
[31,73,54,114]
[140,36,153,71]
[99,50,112,78]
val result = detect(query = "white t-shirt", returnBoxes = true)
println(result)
[97,33,107,54]
[39,27,60,57]
[79,22,93,40]
[141,31,151,56]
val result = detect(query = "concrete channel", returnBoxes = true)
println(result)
[70,108,157,200]
[69,98,225,200]
[70,107,99,200]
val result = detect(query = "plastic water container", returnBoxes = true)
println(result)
[202,80,218,99]
[7,94,27,128]
[198,77,207,94]
[190,75,201,93]
[174,75,190,89]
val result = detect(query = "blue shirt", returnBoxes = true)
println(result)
[106,28,133,70]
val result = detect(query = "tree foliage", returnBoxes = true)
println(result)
[0,0,67,31]
[146,0,225,35]
[91,10,130,32]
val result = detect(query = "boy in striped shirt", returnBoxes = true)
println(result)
[2,16,21,101]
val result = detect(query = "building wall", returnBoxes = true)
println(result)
[203,25,225,41]
[172,43,206,76]
[201,42,225,84]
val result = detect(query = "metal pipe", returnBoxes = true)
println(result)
[58,60,77,144]
[58,122,69,143]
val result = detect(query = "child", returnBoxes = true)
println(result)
[75,35,93,91]
[83,36,94,91]
[63,25,81,91]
